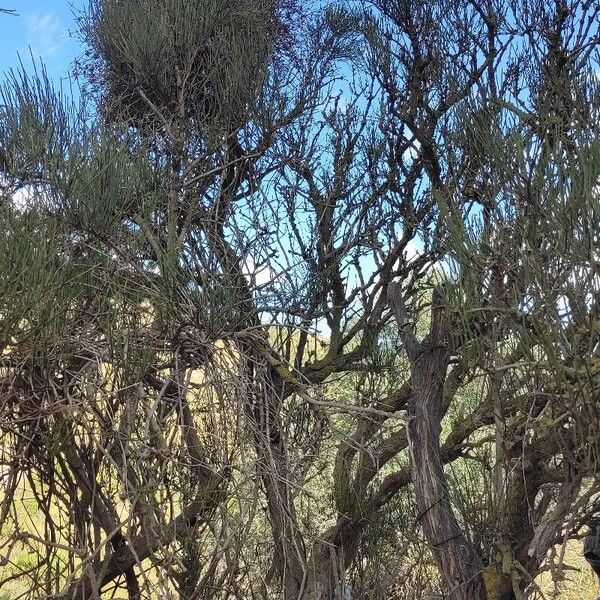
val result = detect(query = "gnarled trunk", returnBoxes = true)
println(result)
[389,283,487,599]
[302,516,363,600]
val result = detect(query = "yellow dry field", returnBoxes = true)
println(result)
[535,541,600,599]
[1,331,598,598]
[2,495,599,600]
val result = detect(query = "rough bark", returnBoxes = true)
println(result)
[388,282,487,599]
[301,516,363,600]
[247,358,308,600]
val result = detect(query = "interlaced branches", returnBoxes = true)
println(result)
[1,1,600,599]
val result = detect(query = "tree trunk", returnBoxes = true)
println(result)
[247,360,308,600]
[301,516,363,600]
[409,348,487,599]
[482,566,516,600]
[388,283,487,599]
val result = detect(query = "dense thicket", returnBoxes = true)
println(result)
[1,1,599,599]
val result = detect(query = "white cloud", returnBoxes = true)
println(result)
[1,179,53,212]
[25,12,67,59]
[242,256,276,288]
[402,139,421,163]
[389,239,423,272]
[11,185,35,210]
[403,239,421,261]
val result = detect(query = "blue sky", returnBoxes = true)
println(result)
[0,2,85,84]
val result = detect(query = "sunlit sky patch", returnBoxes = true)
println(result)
[0,2,84,84]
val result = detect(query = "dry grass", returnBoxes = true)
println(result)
[537,540,600,599]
